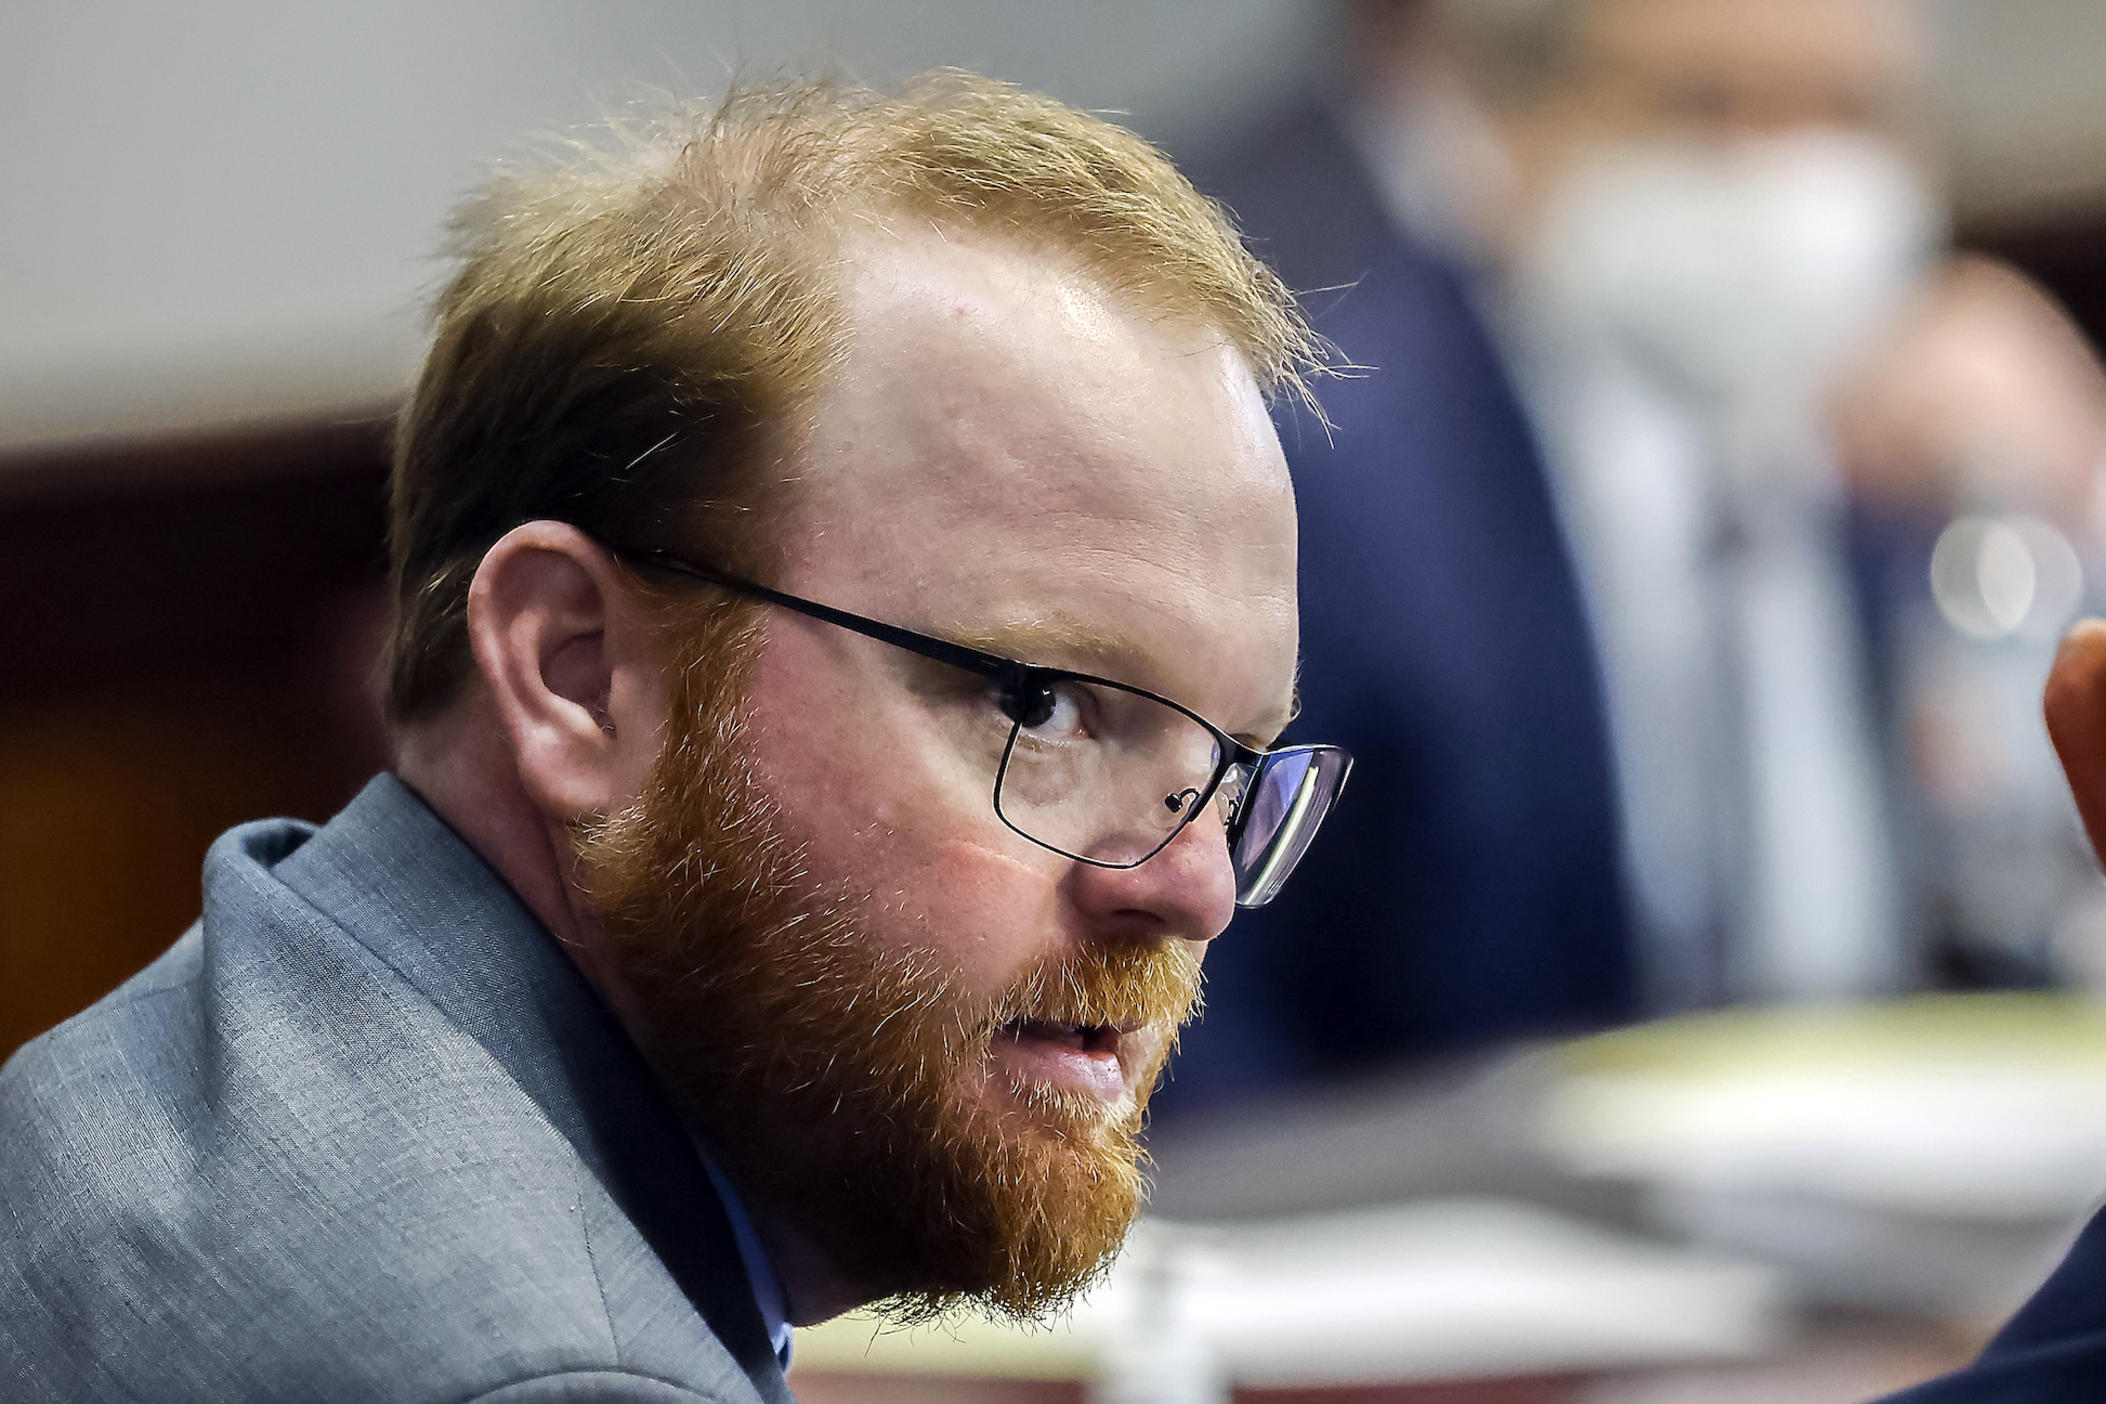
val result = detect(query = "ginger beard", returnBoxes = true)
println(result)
[575,614,1203,1322]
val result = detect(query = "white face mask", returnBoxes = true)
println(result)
[1517,130,1942,402]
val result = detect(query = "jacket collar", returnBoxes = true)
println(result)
[263,773,795,1402]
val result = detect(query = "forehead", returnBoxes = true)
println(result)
[774,226,1298,726]
[1581,0,1923,107]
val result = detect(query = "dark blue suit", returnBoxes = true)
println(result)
[1160,103,1637,1114]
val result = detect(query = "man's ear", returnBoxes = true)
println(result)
[2047,619,2106,865]
[466,521,668,822]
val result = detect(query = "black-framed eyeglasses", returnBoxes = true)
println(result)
[609,544,1351,908]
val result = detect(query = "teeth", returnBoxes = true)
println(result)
[1010,1019,1094,1048]
[994,1014,1137,1055]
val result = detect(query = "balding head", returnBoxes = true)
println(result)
[383,72,1322,733]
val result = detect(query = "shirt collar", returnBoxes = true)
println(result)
[697,1151,794,1372]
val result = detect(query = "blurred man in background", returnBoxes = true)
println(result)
[1164,0,2106,1115]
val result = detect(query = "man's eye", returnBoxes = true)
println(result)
[1002,681,1089,742]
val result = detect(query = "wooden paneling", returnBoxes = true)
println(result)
[0,417,392,1059]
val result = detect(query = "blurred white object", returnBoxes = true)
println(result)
[1539,998,2106,1314]
[1520,130,1940,400]
[795,1200,1788,1389]
[1930,515,2085,641]
[1090,1224,1227,1404]
[1543,999,2106,1219]
[1175,1200,1786,1387]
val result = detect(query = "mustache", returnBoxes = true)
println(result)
[979,937,1204,1041]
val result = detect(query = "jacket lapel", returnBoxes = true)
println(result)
[273,774,795,1404]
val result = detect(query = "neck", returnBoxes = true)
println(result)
[391,695,629,997]
[395,697,883,1329]
[743,1205,877,1327]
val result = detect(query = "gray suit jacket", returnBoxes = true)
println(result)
[0,776,796,1403]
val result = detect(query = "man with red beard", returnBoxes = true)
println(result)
[0,74,1348,1402]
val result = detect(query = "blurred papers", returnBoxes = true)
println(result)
[1539,995,2106,1316]
[794,1199,1788,1388]
[1542,995,2106,1220]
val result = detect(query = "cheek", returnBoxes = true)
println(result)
[742,639,953,865]
[887,847,1066,999]
[740,639,1071,999]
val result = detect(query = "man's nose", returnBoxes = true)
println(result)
[1065,807,1239,946]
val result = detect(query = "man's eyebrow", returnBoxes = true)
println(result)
[940,612,1304,745]
[940,613,1151,677]
[1259,680,1304,743]
[1244,674,1301,748]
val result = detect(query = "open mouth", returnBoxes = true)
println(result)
[999,1018,1124,1054]
[991,1017,1132,1102]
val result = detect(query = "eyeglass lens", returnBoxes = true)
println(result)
[991,676,1350,906]
[1229,746,1352,907]
[994,677,1224,866]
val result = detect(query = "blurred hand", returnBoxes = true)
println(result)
[1834,254,2106,533]
[2047,620,2106,864]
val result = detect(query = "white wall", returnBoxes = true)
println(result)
[1934,0,2106,223]
[4,0,2104,454]
[0,0,1323,451]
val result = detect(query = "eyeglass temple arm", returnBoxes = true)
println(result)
[613,543,1295,774]
[608,545,1027,687]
